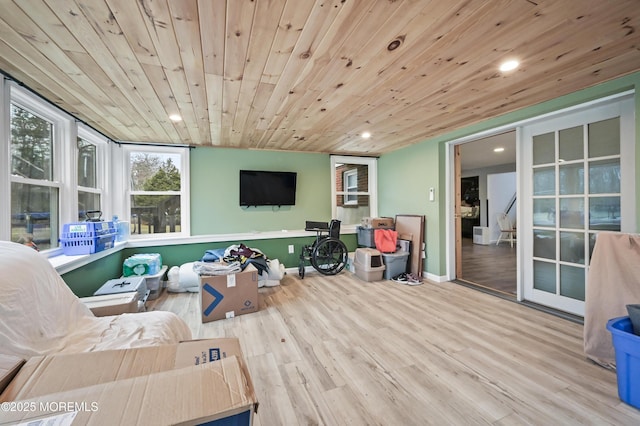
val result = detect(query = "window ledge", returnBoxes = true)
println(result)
[50,227,357,273]
[49,242,127,275]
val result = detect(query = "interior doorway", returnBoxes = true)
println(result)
[455,132,517,296]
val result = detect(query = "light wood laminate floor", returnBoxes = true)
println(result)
[150,271,638,425]
[461,237,517,296]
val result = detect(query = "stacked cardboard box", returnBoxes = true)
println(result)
[199,264,259,323]
[80,291,139,316]
[360,217,395,229]
[0,338,258,425]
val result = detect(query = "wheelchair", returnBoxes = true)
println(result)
[298,220,348,279]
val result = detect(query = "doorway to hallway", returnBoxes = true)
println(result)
[455,131,517,296]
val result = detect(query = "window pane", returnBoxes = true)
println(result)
[336,163,369,223]
[560,231,585,264]
[131,195,181,234]
[589,196,620,231]
[532,132,555,165]
[336,195,370,226]
[533,198,555,227]
[589,159,620,194]
[78,191,101,221]
[336,164,368,190]
[588,233,597,261]
[10,104,53,180]
[533,167,555,196]
[588,117,620,158]
[130,152,181,191]
[533,260,556,293]
[558,126,583,162]
[77,138,97,188]
[533,230,555,259]
[559,198,584,229]
[559,163,584,195]
[560,265,585,301]
[11,183,59,250]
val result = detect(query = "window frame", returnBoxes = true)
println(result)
[76,124,108,221]
[343,169,358,205]
[6,83,73,252]
[118,143,191,239]
[331,155,377,229]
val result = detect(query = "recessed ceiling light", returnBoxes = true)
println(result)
[169,114,182,122]
[361,132,371,139]
[494,147,505,152]
[499,59,519,72]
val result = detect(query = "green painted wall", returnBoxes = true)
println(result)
[378,140,441,275]
[62,251,125,297]
[379,71,640,277]
[190,147,331,234]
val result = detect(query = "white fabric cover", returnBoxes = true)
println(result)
[584,232,640,367]
[0,241,192,358]
[258,259,286,287]
[166,262,200,293]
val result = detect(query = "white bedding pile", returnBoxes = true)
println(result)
[0,241,192,359]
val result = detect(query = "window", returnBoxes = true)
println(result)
[120,145,190,238]
[2,82,110,253]
[343,169,358,205]
[77,126,106,222]
[9,100,60,250]
[331,156,377,227]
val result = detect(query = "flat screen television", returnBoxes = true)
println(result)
[239,170,297,207]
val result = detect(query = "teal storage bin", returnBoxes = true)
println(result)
[606,316,640,409]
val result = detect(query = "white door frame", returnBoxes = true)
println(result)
[445,90,634,305]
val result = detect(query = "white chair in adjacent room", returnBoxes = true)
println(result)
[496,213,517,247]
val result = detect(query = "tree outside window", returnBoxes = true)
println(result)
[10,104,58,250]
[129,152,182,235]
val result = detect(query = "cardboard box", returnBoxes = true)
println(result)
[80,291,139,316]
[0,355,24,395]
[0,338,246,402]
[199,264,259,323]
[0,355,257,425]
[361,217,394,229]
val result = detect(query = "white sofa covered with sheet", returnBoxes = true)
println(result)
[0,241,192,358]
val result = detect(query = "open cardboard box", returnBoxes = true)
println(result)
[0,338,258,425]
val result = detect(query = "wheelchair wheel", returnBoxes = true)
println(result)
[311,237,347,275]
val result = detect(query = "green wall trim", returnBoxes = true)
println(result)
[62,233,357,297]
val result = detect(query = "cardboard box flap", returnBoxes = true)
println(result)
[1,356,258,425]
[1,338,250,404]
[0,355,24,395]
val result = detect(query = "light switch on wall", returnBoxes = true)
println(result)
[429,187,435,201]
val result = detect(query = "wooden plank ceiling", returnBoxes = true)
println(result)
[1,0,639,155]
